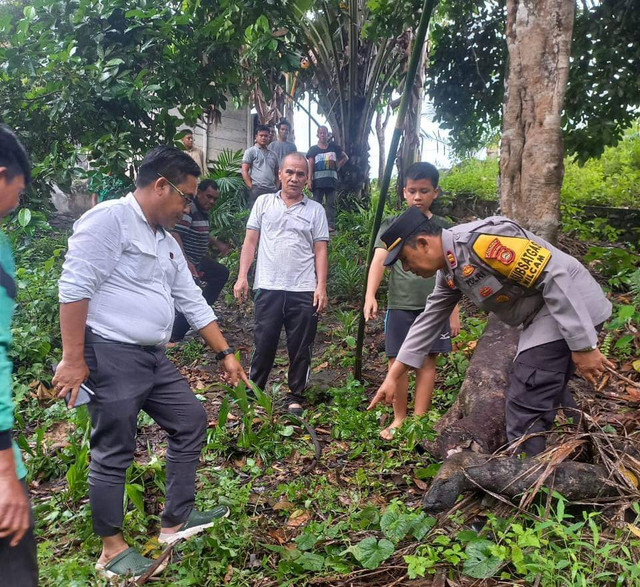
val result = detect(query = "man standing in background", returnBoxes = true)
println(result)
[268,119,297,165]
[180,129,207,176]
[306,126,348,232]
[234,152,329,416]
[242,125,279,208]
[0,125,38,586]
[171,179,230,342]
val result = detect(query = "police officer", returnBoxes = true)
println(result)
[368,206,613,456]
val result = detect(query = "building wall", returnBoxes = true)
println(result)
[192,105,253,166]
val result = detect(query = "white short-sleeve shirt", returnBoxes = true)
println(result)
[247,192,329,292]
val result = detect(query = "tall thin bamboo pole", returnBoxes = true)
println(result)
[354,0,439,381]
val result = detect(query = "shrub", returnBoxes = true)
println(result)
[440,158,499,200]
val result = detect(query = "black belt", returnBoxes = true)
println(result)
[84,328,161,352]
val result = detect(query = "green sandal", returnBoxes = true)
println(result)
[158,506,230,545]
[95,547,166,580]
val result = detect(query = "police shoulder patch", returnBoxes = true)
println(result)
[473,234,552,288]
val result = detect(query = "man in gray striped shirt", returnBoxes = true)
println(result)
[171,179,230,342]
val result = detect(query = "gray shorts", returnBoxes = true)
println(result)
[384,309,452,358]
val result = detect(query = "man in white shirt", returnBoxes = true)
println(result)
[54,146,247,580]
[234,152,329,415]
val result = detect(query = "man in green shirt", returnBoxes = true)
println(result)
[364,162,460,439]
[0,125,37,585]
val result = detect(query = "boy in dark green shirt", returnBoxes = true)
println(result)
[364,162,460,439]
[0,125,37,585]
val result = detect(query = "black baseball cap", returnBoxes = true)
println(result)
[379,206,430,266]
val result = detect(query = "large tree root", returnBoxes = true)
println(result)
[424,316,520,459]
[421,315,640,513]
[422,451,620,513]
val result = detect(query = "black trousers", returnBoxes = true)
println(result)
[506,338,579,456]
[250,290,318,404]
[312,187,336,229]
[84,331,207,536]
[0,481,38,587]
[171,257,230,342]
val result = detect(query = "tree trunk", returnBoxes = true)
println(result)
[423,317,520,459]
[375,105,391,186]
[396,34,428,206]
[499,0,575,243]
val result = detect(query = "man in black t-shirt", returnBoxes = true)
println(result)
[306,126,348,231]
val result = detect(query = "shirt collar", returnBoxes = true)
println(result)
[276,191,307,206]
[125,192,166,239]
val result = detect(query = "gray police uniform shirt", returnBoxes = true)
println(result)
[397,216,612,369]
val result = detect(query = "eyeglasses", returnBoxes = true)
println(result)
[158,174,194,205]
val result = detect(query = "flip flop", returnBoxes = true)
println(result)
[287,403,305,417]
[158,506,230,545]
[95,547,167,580]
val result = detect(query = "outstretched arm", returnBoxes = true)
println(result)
[364,248,388,321]
[233,229,259,303]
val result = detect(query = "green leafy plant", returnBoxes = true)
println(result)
[584,246,640,290]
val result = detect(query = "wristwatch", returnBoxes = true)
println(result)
[215,347,235,361]
[574,345,597,353]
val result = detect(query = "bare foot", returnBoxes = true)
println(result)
[161,522,182,535]
[380,418,405,440]
[97,543,129,566]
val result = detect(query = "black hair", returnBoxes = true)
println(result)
[136,145,201,188]
[255,124,271,136]
[182,129,194,136]
[198,178,219,192]
[404,161,439,188]
[0,124,32,184]
[404,219,443,248]
[277,119,291,130]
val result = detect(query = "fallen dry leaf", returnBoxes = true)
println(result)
[223,564,234,583]
[312,361,329,373]
[267,528,287,544]
[338,495,351,507]
[620,467,639,489]
[413,477,428,491]
[624,387,640,402]
[35,382,57,403]
[627,523,640,539]
[273,501,295,511]
[286,510,311,528]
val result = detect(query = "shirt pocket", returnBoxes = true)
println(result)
[158,254,181,289]
[122,239,157,283]
[286,214,313,239]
